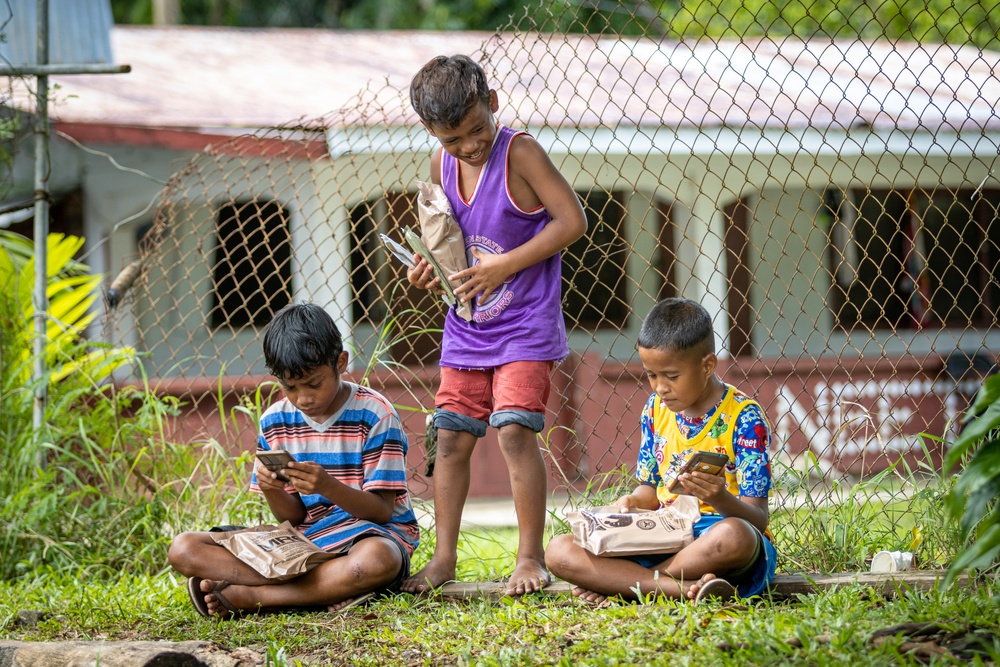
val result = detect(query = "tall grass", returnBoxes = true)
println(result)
[771,457,949,572]
[0,360,268,580]
[0,231,268,581]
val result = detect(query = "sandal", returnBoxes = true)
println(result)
[187,577,240,619]
[333,591,377,615]
[694,577,737,604]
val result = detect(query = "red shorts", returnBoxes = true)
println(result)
[435,361,553,431]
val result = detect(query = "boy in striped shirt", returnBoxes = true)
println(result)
[169,303,419,618]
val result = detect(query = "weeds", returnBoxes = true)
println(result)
[0,231,271,579]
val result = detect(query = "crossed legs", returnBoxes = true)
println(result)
[545,516,759,604]
[169,532,402,616]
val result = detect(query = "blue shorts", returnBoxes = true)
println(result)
[625,514,778,598]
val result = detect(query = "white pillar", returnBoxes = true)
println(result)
[292,194,354,358]
[675,177,731,358]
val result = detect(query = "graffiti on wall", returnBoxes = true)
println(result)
[768,376,965,474]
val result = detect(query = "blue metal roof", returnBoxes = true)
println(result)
[0,0,114,66]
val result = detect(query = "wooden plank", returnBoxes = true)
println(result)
[435,570,970,601]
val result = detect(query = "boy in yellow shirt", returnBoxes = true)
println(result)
[546,297,777,603]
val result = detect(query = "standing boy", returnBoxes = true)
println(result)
[168,303,420,617]
[545,297,778,603]
[401,55,588,596]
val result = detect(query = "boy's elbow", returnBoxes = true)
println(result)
[370,494,395,525]
[568,214,588,243]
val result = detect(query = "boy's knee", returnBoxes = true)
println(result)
[167,532,197,572]
[702,518,758,559]
[496,421,543,455]
[347,538,403,583]
[434,428,477,461]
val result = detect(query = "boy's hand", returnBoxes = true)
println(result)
[406,255,443,293]
[451,248,515,303]
[616,494,640,513]
[255,460,290,491]
[677,469,728,506]
[281,461,331,496]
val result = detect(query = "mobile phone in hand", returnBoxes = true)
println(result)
[667,451,730,495]
[256,450,296,483]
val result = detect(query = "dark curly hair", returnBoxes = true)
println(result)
[262,303,344,380]
[409,54,491,128]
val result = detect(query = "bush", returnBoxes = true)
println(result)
[0,231,264,580]
[945,372,1000,586]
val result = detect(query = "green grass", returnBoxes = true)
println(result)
[1,554,997,666]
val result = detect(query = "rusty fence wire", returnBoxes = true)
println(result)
[97,3,1000,571]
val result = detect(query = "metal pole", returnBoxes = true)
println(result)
[0,63,131,76]
[32,0,50,467]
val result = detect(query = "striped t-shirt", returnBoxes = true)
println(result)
[251,382,420,555]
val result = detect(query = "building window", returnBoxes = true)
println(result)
[562,188,629,329]
[827,187,1000,330]
[349,191,443,365]
[657,199,679,303]
[210,199,292,330]
[350,197,390,325]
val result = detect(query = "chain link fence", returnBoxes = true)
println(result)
[20,3,998,569]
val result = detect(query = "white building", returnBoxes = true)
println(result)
[4,26,998,490]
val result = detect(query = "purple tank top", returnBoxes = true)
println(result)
[438,125,569,368]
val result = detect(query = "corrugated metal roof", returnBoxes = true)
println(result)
[0,0,115,66]
[7,26,1000,133]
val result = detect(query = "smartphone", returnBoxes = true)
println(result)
[667,451,730,495]
[256,450,296,482]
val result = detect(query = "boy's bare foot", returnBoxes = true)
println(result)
[503,558,550,596]
[687,573,737,603]
[400,558,456,593]
[571,586,609,606]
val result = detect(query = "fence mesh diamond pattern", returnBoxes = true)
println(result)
[10,2,1000,572]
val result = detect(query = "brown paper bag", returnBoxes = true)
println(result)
[211,521,339,581]
[414,180,473,322]
[566,495,701,557]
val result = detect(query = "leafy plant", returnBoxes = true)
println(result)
[945,372,1000,587]
[0,231,135,392]
[0,231,264,579]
